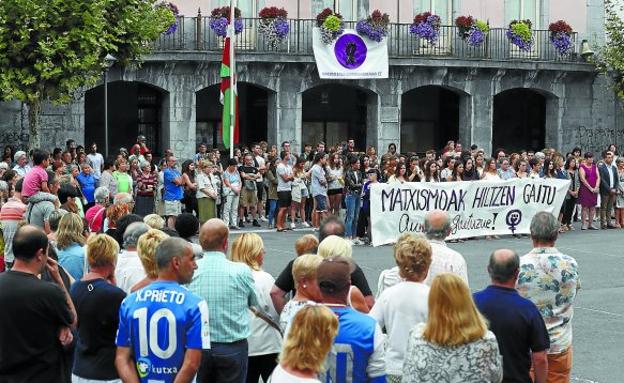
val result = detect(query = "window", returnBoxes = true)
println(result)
[312,0,358,21]
[506,0,541,28]
[416,0,452,25]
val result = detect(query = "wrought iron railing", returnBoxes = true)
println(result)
[151,16,580,62]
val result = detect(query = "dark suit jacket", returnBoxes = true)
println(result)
[598,162,619,195]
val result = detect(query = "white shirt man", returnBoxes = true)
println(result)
[423,210,469,287]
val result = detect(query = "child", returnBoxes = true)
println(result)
[21,149,50,199]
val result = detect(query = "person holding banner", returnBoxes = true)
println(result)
[357,169,379,245]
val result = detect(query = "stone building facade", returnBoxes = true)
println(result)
[0,0,622,159]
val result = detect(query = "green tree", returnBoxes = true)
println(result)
[599,0,624,99]
[0,0,174,149]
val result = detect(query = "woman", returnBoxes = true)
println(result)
[326,153,344,217]
[561,157,580,232]
[367,145,378,167]
[279,253,324,336]
[112,158,132,194]
[135,161,157,217]
[449,161,464,182]
[475,154,485,175]
[76,163,97,211]
[230,233,282,383]
[196,160,218,224]
[402,273,503,383]
[271,305,339,383]
[481,158,500,180]
[2,145,14,167]
[265,157,279,229]
[388,163,408,184]
[99,158,117,199]
[515,159,529,178]
[291,156,310,229]
[578,152,600,230]
[357,169,379,244]
[70,234,125,383]
[528,158,542,179]
[56,213,87,281]
[616,159,624,228]
[130,229,169,292]
[542,158,556,178]
[370,235,432,382]
[386,143,397,156]
[344,157,363,241]
[462,157,479,181]
[181,160,198,216]
[440,157,455,181]
[423,160,440,182]
[407,157,423,182]
[104,203,131,240]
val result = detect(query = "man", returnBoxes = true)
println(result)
[498,157,516,180]
[270,216,374,313]
[302,143,313,160]
[1,178,26,269]
[318,256,386,383]
[0,225,76,382]
[188,219,258,383]
[517,212,580,383]
[195,143,209,163]
[598,150,619,229]
[115,237,209,383]
[136,134,150,156]
[252,143,268,222]
[275,150,294,232]
[24,170,60,233]
[12,150,31,178]
[58,182,79,214]
[423,209,469,286]
[238,153,261,227]
[163,156,184,228]
[115,222,150,293]
[87,142,104,180]
[342,138,356,156]
[281,140,296,166]
[474,249,550,383]
[66,139,77,159]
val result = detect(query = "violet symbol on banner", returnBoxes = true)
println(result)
[334,34,367,69]
[506,209,522,234]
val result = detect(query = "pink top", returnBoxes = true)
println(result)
[21,166,48,197]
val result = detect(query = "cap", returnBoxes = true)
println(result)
[137,135,146,141]
[14,151,26,162]
[316,256,354,295]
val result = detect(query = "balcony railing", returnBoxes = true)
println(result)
[152,16,580,63]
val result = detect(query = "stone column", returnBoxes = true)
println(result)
[167,86,196,160]
[275,84,302,154]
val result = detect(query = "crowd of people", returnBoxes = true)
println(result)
[0,135,597,383]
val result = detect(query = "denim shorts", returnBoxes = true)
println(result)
[314,195,328,212]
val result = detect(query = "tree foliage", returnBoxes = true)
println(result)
[0,0,174,149]
[598,0,624,99]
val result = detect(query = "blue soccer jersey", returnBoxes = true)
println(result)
[116,281,210,383]
[323,307,386,383]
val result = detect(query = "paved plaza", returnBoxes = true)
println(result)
[235,224,624,383]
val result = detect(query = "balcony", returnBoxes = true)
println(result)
[152,16,581,64]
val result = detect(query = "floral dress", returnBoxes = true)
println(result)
[402,323,503,383]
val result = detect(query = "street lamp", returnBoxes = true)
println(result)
[104,53,117,158]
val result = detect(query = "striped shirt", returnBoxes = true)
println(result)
[0,197,26,263]
[136,171,157,197]
[188,251,258,343]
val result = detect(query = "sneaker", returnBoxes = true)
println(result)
[260,216,268,222]
[252,219,261,227]
[268,224,274,230]
[238,220,245,228]
[352,238,364,246]
[290,222,296,230]
[588,225,599,230]
[301,222,310,228]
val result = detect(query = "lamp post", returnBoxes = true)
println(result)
[104,54,117,158]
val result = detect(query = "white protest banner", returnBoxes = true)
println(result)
[312,28,389,79]
[370,179,570,247]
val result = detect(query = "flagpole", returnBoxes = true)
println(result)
[229,0,236,159]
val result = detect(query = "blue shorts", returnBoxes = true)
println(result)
[314,195,328,212]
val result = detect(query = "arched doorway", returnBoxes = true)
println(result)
[493,89,547,152]
[400,86,463,154]
[302,84,375,152]
[85,81,168,156]
[195,83,270,149]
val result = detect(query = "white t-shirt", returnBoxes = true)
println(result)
[248,270,283,356]
[425,240,469,287]
[270,364,321,383]
[255,155,266,182]
[87,153,104,179]
[114,250,146,294]
[369,281,430,376]
[276,163,293,192]
[279,299,313,339]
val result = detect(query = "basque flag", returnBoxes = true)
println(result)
[220,36,239,148]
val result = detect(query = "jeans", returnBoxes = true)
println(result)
[198,340,248,383]
[345,193,361,238]
[267,199,278,226]
[562,197,577,225]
